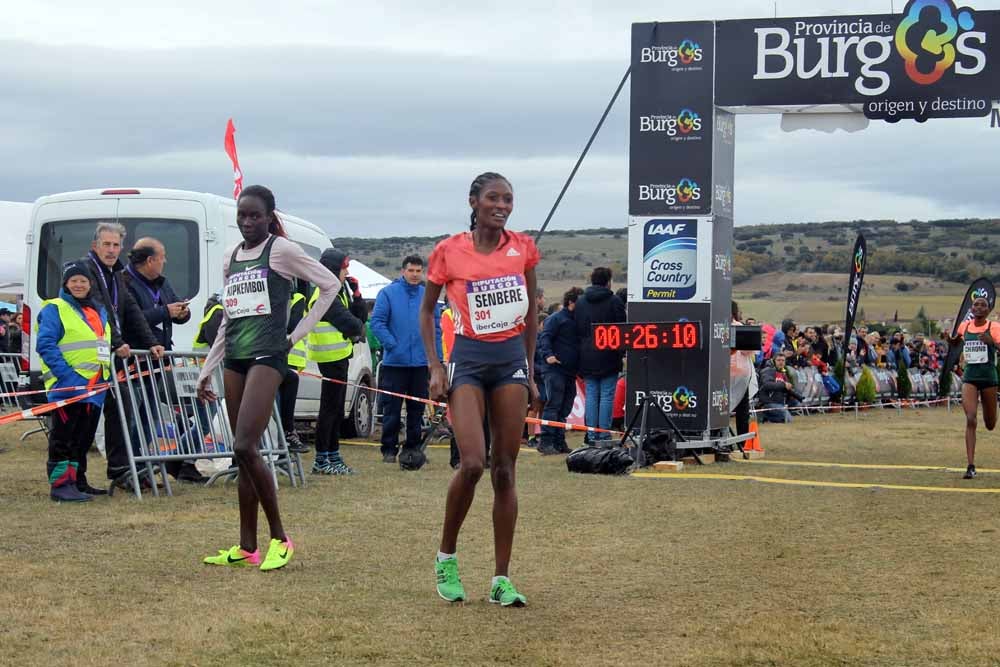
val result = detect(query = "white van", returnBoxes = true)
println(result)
[23,187,375,438]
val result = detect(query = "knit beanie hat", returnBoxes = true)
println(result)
[62,261,93,287]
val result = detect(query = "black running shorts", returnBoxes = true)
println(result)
[448,335,529,395]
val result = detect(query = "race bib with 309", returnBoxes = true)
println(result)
[466,274,528,336]
[223,268,272,319]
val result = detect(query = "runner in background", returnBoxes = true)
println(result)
[197,185,339,571]
[420,172,539,608]
[946,296,999,479]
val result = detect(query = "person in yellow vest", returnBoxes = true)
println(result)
[192,294,223,350]
[308,248,366,474]
[278,286,309,453]
[36,261,112,502]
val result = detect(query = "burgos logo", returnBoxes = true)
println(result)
[753,0,985,96]
[896,0,979,85]
[640,39,705,66]
[638,109,703,137]
[638,179,702,206]
[672,386,698,411]
[972,287,989,300]
[854,247,865,273]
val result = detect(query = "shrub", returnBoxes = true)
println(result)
[856,367,878,404]
[751,291,770,298]
[895,282,911,292]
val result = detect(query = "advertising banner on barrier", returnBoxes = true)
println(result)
[629,21,715,216]
[715,0,1000,121]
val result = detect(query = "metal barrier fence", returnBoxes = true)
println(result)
[786,364,961,411]
[0,352,48,441]
[113,350,305,499]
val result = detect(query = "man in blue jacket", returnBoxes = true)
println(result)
[537,287,583,455]
[370,255,441,463]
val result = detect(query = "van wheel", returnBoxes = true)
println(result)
[341,378,373,440]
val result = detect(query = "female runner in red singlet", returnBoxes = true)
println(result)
[419,172,539,607]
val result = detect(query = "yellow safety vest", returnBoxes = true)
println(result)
[39,298,111,390]
[307,288,353,363]
[287,293,308,369]
[192,304,223,349]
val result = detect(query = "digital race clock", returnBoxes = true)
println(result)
[592,322,702,351]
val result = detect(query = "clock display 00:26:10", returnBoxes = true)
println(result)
[592,322,701,351]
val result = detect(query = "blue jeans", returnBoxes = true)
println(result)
[584,374,617,440]
[540,373,576,450]
[760,403,792,423]
[379,365,429,457]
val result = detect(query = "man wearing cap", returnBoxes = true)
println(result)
[0,308,12,353]
[85,221,164,488]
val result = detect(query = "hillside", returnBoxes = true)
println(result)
[334,218,998,326]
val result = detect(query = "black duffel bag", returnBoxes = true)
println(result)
[566,445,634,475]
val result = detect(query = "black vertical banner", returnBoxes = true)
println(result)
[629,21,715,216]
[841,234,868,363]
[940,277,997,385]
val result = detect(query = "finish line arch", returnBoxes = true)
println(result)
[625,0,999,436]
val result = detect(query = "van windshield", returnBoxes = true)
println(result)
[37,218,200,300]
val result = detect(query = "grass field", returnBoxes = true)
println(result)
[5,407,1000,666]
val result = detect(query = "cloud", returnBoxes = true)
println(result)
[1,0,997,243]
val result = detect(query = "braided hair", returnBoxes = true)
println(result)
[239,184,287,238]
[468,172,511,231]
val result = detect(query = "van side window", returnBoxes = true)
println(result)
[37,218,200,300]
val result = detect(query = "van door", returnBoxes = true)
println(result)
[115,198,207,351]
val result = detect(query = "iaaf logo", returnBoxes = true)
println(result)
[638,179,702,205]
[754,0,986,96]
[711,387,730,415]
[714,252,733,278]
[640,39,705,67]
[638,109,704,139]
[713,322,731,346]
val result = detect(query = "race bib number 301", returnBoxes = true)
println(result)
[224,268,272,319]
[466,274,528,336]
[965,339,988,365]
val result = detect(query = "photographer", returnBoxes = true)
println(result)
[887,331,911,370]
[757,354,800,424]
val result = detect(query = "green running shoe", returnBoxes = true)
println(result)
[435,557,466,602]
[203,545,261,567]
[489,577,527,607]
[259,537,294,571]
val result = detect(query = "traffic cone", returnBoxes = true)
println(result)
[745,420,764,453]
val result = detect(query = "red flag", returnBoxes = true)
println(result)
[223,118,243,200]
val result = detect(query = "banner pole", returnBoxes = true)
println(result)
[534,65,632,244]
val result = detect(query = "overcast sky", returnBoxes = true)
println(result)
[3,0,998,240]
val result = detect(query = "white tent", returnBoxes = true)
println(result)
[348,259,392,300]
